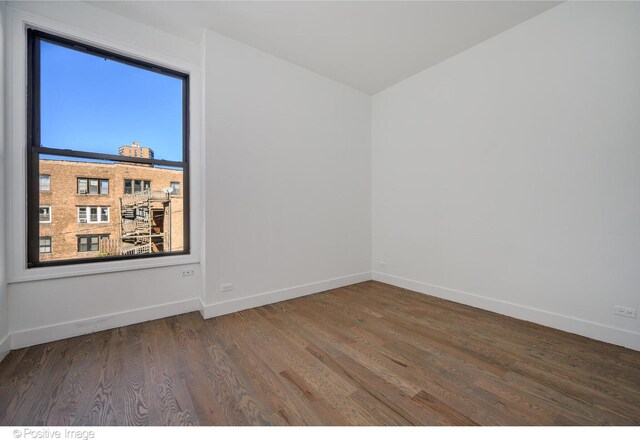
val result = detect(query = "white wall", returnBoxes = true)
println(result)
[201,30,372,316]
[1,2,372,350]
[4,1,204,349]
[0,2,10,361]
[9,267,202,348]
[372,1,640,350]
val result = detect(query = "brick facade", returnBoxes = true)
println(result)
[38,156,184,262]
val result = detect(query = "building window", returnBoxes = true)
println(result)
[170,181,180,195]
[77,234,109,253]
[124,179,151,194]
[77,178,109,195]
[78,207,110,224]
[39,206,51,223]
[39,175,50,191]
[39,237,52,253]
[27,29,190,267]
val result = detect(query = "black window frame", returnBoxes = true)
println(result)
[27,29,190,268]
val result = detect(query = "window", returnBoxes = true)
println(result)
[77,178,109,195]
[124,179,151,194]
[77,234,109,253]
[39,175,50,191]
[27,30,190,267]
[39,237,52,253]
[78,207,109,224]
[170,181,180,196]
[39,206,51,223]
[100,207,109,223]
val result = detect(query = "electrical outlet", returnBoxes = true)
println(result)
[614,305,637,319]
[181,269,195,277]
[220,283,233,293]
[378,261,387,270]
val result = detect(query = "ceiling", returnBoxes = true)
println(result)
[91,1,561,94]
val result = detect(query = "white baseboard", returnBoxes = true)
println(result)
[201,272,372,319]
[373,272,640,352]
[10,298,201,350]
[0,334,10,364]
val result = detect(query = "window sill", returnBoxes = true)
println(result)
[8,253,200,284]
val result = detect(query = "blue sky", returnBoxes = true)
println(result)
[40,40,184,162]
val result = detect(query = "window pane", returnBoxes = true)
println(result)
[39,237,51,253]
[40,40,184,162]
[89,179,99,194]
[77,178,88,194]
[170,182,180,195]
[39,206,50,222]
[40,175,50,191]
[30,31,189,267]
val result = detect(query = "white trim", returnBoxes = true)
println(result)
[200,272,372,319]
[0,334,10,363]
[10,256,201,284]
[5,6,203,283]
[10,297,201,350]
[38,205,51,223]
[77,206,110,224]
[373,272,640,352]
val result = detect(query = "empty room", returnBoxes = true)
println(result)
[0,0,639,431]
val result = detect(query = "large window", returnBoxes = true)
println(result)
[27,30,190,267]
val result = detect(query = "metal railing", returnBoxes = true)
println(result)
[100,238,156,256]
[122,218,150,234]
[122,189,169,207]
[122,243,153,255]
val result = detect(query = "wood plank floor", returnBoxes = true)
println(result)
[1,281,639,425]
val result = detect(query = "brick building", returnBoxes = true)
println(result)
[38,143,184,262]
[117,141,155,159]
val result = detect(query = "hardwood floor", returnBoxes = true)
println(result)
[1,281,639,425]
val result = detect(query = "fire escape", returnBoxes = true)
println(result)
[118,190,173,255]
